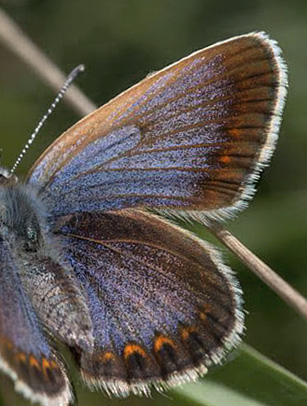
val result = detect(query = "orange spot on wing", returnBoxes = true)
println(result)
[199,303,211,321]
[181,326,197,341]
[16,352,27,363]
[0,337,13,351]
[42,357,51,377]
[219,155,231,164]
[229,128,241,138]
[123,343,147,359]
[199,312,207,321]
[154,335,176,352]
[42,358,50,369]
[99,351,115,362]
[29,355,41,370]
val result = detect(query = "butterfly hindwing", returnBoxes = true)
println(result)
[55,209,243,395]
[28,32,286,223]
[0,238,72,406]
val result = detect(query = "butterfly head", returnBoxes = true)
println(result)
[0,179,44,253]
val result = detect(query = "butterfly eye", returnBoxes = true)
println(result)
[24,224,41,252]
[26,226,37,242]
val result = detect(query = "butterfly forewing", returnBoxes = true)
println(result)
[28,32,286,223]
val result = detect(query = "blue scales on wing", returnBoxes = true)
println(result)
[55,209,243,395]
[28,33,286,224]
[0,238,72,406]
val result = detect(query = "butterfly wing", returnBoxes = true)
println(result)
[25,32,285,396]
[55,209,243,394]
[28,32,287,222]
[0,238,72,406]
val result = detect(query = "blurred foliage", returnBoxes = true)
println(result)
[0,0,306,405]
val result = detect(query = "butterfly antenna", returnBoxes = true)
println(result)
[10,64,85,174]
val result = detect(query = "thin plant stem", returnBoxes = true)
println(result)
[1,7,306,321]
[0,8,96,116]
[208,222,307,320]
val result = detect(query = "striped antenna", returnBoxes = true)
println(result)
[10,64,85,174]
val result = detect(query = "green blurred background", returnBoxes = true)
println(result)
[0,1,306,405]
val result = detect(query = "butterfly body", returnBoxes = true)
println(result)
[0,32,287,406]
[0,173,93,352]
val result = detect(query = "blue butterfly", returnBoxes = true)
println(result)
[0,32,287,406]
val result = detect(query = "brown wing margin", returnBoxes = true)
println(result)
[28,32,287,223]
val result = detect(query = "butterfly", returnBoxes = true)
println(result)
[0,31,287,406]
